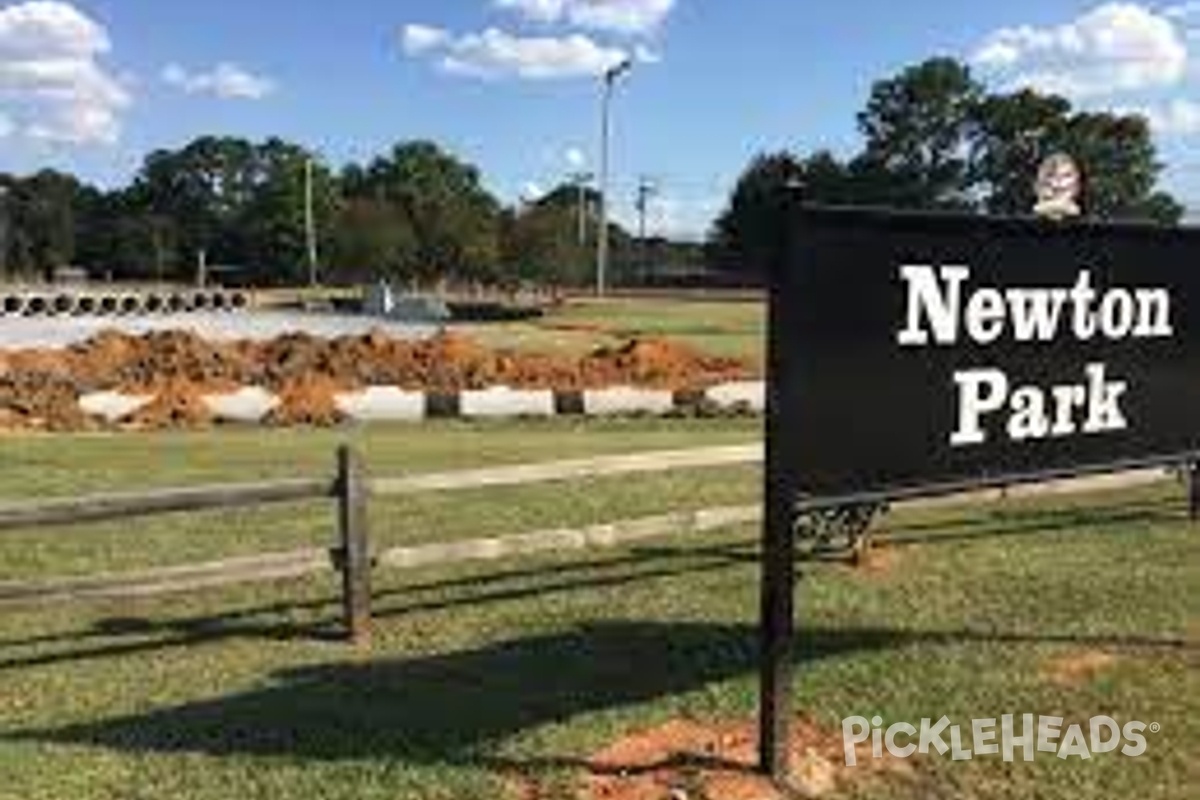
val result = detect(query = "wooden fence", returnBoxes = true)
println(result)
[0,444,763,647]
[0,442,1175,647]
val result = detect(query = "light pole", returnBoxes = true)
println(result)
[304,157,320,287]
[597,57,632,297]
[0,185,8,279]
[570,170,595,246]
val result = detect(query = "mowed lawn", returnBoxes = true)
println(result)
[462,296,766,363]
[0,420,1195,799]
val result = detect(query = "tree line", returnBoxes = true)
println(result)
[0,137,658,287]
[0,57,1187,288]
[712,58,1186,277]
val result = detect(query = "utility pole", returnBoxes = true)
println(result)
[597,58,633,297]
[0,185,8,280]
[570,171,594,247]
[635,176,657,285]
[305,157,320,287]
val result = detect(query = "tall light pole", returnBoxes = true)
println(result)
[597,57,632,297]
[304,157,320,288]
[0,185,8,280]
[570,170,595,246]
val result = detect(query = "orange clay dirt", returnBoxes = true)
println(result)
[0,329,755,430]
[525,715,921,800]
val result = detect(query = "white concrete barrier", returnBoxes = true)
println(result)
[461,387,556,418]
[705,381,766,412]
[582,387,677,416]
[204,387,280,423]
[79,392,154,422]
[336,387,426,422]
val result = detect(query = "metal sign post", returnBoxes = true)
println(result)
[758,278,798,780]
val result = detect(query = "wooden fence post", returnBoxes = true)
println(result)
[337,445,372,647]
[1188,462,1199,523]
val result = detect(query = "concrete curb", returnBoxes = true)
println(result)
[75,380,767,424]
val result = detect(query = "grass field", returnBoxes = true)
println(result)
[0,420,1195,799]
[463,297,765,363]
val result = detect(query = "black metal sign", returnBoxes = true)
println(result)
[771,206,1200,502]
[756,205,1200,784]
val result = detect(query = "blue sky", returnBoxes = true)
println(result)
[1,1,1198,237]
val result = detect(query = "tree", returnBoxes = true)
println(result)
[709,152,803,277]
[854,57,982,209]
[350,141,502,282]
[502,184,599,286]
[971,89,1073,215]
[326,198,418,285]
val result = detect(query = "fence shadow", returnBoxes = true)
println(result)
[14,620,902,764]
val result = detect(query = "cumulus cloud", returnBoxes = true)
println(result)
[971,2,1188,98]
[404,25,629,80]
[494,0,676,35]
[162,62,276,100]
[1136,97,1200,134]
[402,24,450,55]
[0,1,130,144]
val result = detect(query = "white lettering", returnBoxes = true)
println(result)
[952,369,1009,445]
[897,265,968,346]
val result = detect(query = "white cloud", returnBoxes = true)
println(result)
[405,26,629,80]
[162,62,276,100]
[1164,1,1200,20]
[0,1,130,145]
[495,0,676,35]
[564,146,587,169]
[972,3,1188,98]
[0,111,12,138]
[1136,97,1200,134]
[402,24,450,55]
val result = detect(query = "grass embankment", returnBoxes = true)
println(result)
[0,419,1194,799]
[465,297,765,363]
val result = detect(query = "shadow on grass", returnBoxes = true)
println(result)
[880,495,1185,546]
[13,620,888,764]
[0,490,1189,672]
[0,542,759,671]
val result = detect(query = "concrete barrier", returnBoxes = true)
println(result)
[461,387,556,418]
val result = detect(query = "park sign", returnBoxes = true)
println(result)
[768,206,1200,502]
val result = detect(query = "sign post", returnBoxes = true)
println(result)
[757,200,1200,783]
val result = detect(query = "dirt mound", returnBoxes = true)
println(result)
[122,378,215,430]
[575,715,915,800]
[266,375,346,427]
[0,328,757,431]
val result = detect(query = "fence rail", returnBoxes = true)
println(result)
[0,442,1184,644]
[0,444,763,644]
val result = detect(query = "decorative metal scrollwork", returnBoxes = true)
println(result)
[793,501,886,563]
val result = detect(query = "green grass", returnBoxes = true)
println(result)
[463,297,765,363]
[0,421,1194,799]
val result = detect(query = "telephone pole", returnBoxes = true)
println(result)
[635,176,657,285]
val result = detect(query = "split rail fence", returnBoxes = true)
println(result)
[0,444,763,646]
[0,443,1182,647]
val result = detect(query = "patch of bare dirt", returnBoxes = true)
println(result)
[569,715,914,800]
[1040,650,1117,687]
[266,375,346,427]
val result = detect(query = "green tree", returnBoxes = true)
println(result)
[327,198,419,285]
[351,141,502,282]
[854,57,982,209]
